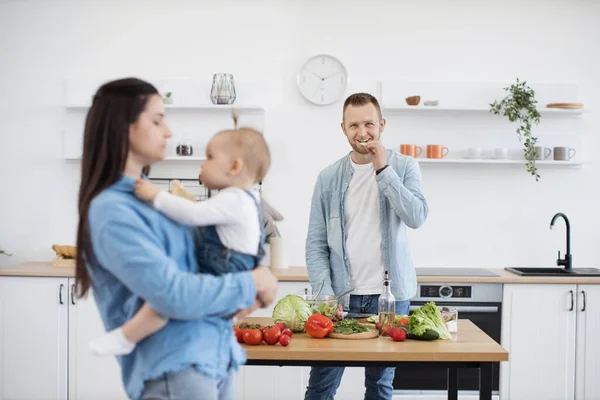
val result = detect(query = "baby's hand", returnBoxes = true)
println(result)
[134,179,161,203]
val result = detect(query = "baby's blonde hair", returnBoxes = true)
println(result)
[215,127,271,183]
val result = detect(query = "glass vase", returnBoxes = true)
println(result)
[210,73,236,105]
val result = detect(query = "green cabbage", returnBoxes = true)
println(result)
[272,294,313,332]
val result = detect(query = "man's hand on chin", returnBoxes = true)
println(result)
[365,141,387,171]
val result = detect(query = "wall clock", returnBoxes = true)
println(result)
[297,54,348,105]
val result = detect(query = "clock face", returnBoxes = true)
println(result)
[297,54,348,105]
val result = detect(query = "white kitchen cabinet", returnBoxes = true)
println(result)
[237,281,311,400]
[236,281,369,400]
[0,276,127,400]
[67,279,128,400]
[575,284,600,400]
[0,274,377,400]
[0,277,68,400]
[501,284,600,400]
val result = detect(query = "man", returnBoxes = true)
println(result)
[304,93,429,400]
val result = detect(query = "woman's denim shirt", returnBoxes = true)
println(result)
[86,176,256,400]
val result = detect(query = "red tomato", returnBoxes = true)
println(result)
[263,326,282,345]
[305,314,334,339]
[282,328,293,337]
[243,329,263,345]
[390,327,407,342]
[237,322,250,330]
[235,329,245,343]
[234,324,246,343]
[397,317,409,326]
[381,325,392,337]
[275,323,286,331]
[279,334,291,346]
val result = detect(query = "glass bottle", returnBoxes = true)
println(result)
[378,271,396,336]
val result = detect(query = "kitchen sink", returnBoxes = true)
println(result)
[505,267,600,276]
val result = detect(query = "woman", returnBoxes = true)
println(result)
[74,77,277,400]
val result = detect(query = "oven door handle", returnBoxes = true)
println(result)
[409,305,499,313]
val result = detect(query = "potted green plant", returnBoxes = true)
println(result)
[489,78,542,181]
[163,92,173,104]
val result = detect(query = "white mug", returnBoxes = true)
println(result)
[467,148,483,158]
[534,146,552,160]
[493,148,508,159]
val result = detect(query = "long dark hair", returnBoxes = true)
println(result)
[75,78,159,298]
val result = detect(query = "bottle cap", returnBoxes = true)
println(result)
[383,270,391,286]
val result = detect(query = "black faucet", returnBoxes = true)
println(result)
[550,213,572,270]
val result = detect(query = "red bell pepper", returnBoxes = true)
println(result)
[305,314,334,338]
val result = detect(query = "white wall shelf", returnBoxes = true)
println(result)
[65,156,207,162]
[65,104,265,113]
[64,78,269,109]
[163,156,207,161]
[380,80,585,110]
[380,80,591,175]
[62,78,269,160]
[381,80,588,117]
[164,104,264,112]
[416,158,591,167]
[382,106,587,117]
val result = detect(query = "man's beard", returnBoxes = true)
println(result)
[350,142,370,155]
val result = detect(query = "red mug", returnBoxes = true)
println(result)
[399,144,423,158]
[426,144,449,159]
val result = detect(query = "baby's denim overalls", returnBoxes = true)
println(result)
[193,190,265,275]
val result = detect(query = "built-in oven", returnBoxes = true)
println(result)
[393,282,503,395]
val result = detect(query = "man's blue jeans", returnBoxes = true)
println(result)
[304,295,410,400]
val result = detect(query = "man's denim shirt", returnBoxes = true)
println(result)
[306,150,428,306]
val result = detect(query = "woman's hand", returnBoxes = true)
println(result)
[232,267,278,322]
[134,179,161,203]
[233,300,260,322]
[251,265,278,307]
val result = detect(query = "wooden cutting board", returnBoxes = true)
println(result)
[546,102,584,109]
[328,329,379,340]
[52,257,75,268]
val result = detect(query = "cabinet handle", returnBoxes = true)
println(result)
[59,284,64,305]
[71,284,76,305]
[569,290,574,311]
[581,290,586,312]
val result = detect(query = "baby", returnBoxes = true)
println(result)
[89,126,271,356]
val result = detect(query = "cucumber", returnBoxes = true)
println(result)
[407,329,440,341]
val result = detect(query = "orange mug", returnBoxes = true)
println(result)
[399,144,423,158]
[427,144,449,159]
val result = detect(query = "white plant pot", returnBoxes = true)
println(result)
[163,97,173,104]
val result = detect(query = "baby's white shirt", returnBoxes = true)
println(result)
[154,187,261,256]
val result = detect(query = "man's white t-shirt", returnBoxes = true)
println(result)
[154,187,261,256]
[344,159,385,295]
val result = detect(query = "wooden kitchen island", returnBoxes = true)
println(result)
[242,318,508,400]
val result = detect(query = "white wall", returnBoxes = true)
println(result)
[1,0,599,270]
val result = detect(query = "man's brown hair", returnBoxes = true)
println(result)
[342,93,383,121]
[216,127,271,183]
